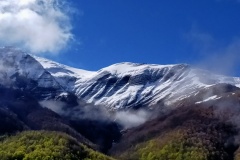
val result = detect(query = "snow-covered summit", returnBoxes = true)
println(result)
[34,56,94,78]
[0,47,60,87]
[97,62,181,76]
[34,56,95,91]
[0,47,63,99]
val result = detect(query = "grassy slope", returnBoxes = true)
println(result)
[0,131,114,160]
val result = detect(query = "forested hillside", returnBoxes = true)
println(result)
[0,131,114,160]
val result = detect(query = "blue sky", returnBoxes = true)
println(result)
[0,0,240,75]
[53,0,240,75]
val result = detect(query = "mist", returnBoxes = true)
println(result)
[40,100,152,129]
[114,109,151,129]
[40,100,66,115]
[187,27,240,77]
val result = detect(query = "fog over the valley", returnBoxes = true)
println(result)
[40,100,152,129]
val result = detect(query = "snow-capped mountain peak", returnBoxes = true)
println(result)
[0,47,63,99]
[97,62,183,76]
[1,47,240,109]
[34,56,94,79]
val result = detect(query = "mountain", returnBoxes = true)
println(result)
[36,56,240,109]
[2,47,240,159]
[1,46,240,111]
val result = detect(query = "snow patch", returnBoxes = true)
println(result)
[195,95,221,104]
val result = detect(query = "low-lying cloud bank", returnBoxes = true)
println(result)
[0,0,72,54]
[114,110,151,129]
[40,100,152,129]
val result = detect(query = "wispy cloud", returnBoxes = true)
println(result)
[0,0,73,54]
[186,26,240,76]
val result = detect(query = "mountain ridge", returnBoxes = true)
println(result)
[1,46,240,110]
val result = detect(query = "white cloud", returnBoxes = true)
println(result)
[114,110,151,129]
[0,0,72,54]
